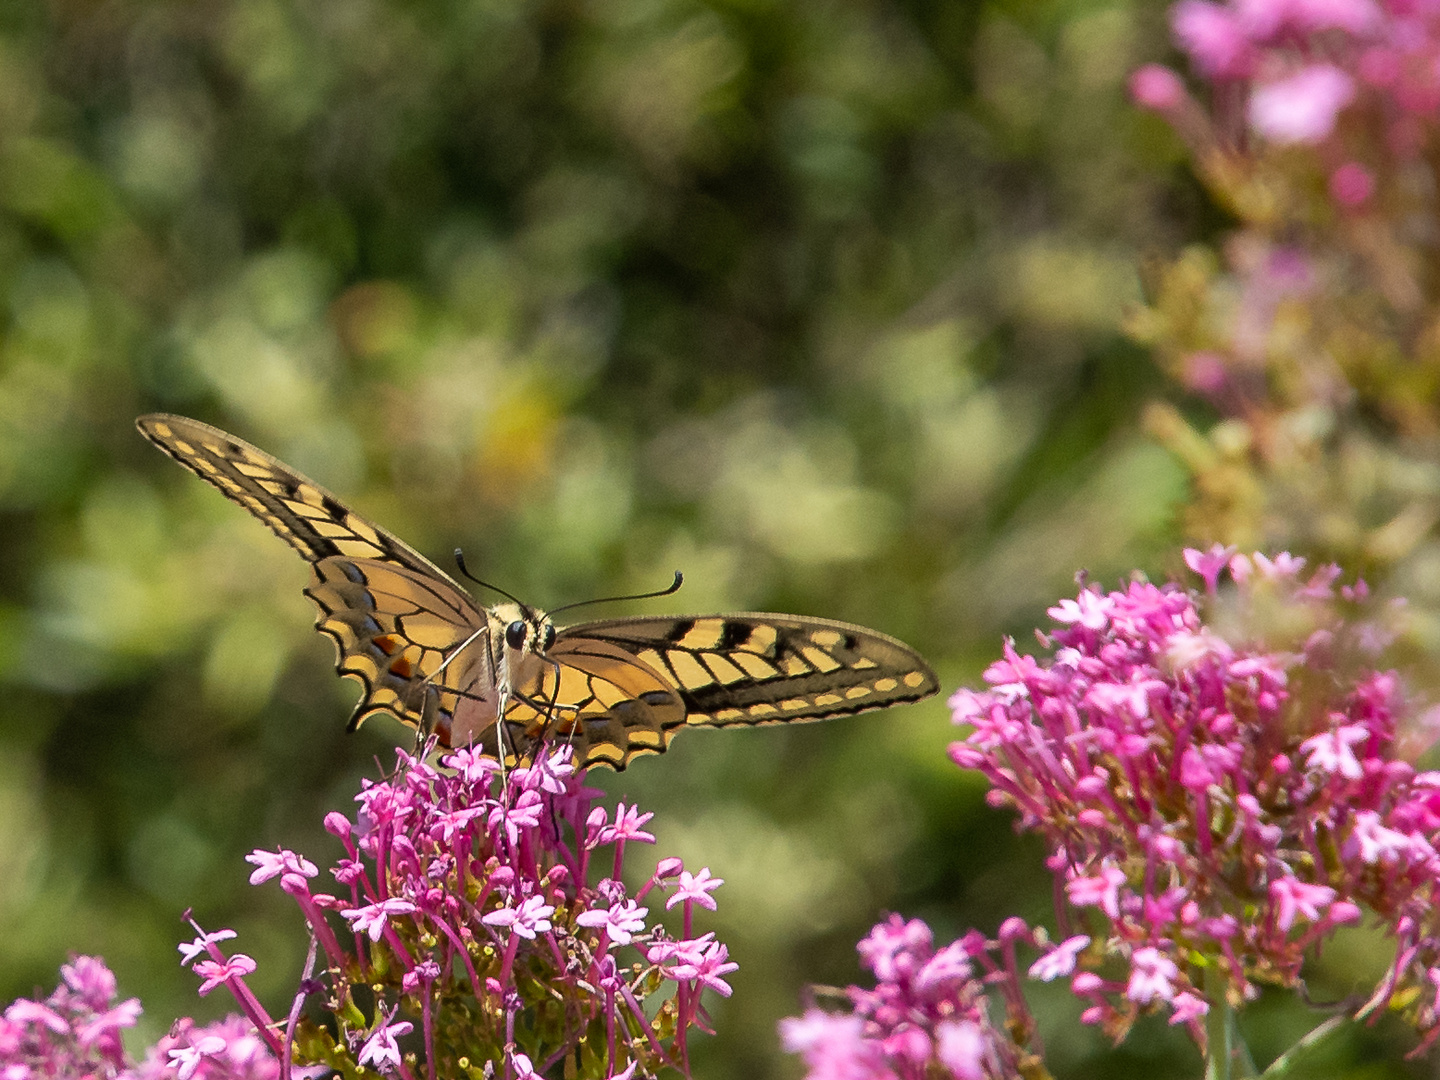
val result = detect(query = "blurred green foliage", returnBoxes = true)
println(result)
[0,0,1231,1076]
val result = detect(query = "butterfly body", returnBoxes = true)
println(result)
[137,414,938,769]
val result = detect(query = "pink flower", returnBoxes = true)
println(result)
[5,1000,67,1033]
[192,954,256,996]
[1249,64,1356,143]
[596,803,656,846]
[1185,544,1237,594]
[858,915,933,982]
[576,899,649,946]
[944,553,1440,1044]
[935,1020,987,1080]
[1048,589,1111,629]
[1172,0,1254,77]
[1330,161,1375,206]
[357,1011,413,1072]
[168,1034,228,1080]
[783,916,1034,1079]
[1067,865,1127,919]
[1130,64,1188,110]
[59,957,116,1010]
[1234,0,1380,38]
[178,928,238,966]
[1299,723,1368,779]
[658,935,739,996]
[341,897,419,941]
[666,867,724,910]
[245,847,317,884]
[1347,810,1422,864]
[780,1010,892,1080]
[915,941,975,995]
[1127,947,1179,1004]
[235,742,732,1075]
[1029,936,1091,981]
[74,998,141,1047]
[1169,991,1210,1023]
[481,894,555,940]
[1268,877,1336,931]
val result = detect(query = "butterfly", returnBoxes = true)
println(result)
[136,414,938,770]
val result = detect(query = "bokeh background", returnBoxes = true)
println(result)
[0,0,1342,1076]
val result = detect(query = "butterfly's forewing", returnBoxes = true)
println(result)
[554,614,938,749]
[137,415,451,575]
[136,414,493,737]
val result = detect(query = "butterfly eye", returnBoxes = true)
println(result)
[505,621,528,650]
[541,624,556,651]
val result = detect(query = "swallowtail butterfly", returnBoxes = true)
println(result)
[138,414,938,769]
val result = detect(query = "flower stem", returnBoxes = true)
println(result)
[1258,1015,1349,1078]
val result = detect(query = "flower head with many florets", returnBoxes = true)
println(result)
[234,742,733,1079]
[784,548,1440,1080]
[951,547,1440,1045]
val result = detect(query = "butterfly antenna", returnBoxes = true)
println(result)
[547,571,684,618]
[454,549,529,609]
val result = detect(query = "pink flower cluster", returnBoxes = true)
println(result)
[783,548,1440,1075]
[782,916,1039,1080]
[0,954,277,1079]
[1131,0,1440,208]
[227,743,733,1079]
[950,547,1440,1047]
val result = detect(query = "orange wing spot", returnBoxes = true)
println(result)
[388,655,416,679]
[554,716,583,736]
[374,635,402,655]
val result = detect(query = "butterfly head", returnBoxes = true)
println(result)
[492,601,557,657]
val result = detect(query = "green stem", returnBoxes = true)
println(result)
[1203,969,1260,1079]
[1229,1007,1259,1077]
[1258,1015,1349,1079]
[1204,970,1233,1080]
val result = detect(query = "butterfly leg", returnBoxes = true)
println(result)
[520,655,565,761]
[498,689,515,781]
[413,685,440,755]
[421,624,514,775]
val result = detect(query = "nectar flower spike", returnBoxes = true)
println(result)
[243,742,733,1077]
[950,552,1438,1043]
[787,552,1440,1077]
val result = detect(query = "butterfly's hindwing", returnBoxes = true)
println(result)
[306,557,496,737]
[562,615,938,728]
[499,640,687,768]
